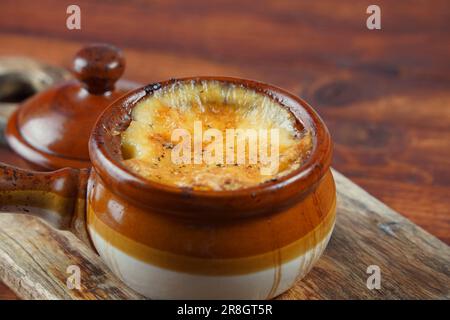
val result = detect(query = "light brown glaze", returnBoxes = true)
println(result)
[5,44,139,170]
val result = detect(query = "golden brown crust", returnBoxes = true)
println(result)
[121,81,312,191]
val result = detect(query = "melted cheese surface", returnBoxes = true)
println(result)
[121,81,312,191]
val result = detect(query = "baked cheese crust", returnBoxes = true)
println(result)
[121,81,312,191]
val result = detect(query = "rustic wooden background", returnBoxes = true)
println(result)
[0,0,449,299]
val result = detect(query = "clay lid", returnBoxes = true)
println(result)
[6,44,139,170]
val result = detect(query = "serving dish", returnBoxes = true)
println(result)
[0,77,336,299]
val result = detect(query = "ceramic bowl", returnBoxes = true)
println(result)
[0,77,336,299]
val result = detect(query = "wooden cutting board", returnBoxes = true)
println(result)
[0,169,448,300]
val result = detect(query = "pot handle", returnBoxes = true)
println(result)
[0,163,91,245]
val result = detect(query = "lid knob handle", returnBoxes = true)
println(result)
[72,43,125,95]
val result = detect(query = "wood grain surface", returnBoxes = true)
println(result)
[0,170,448,300]
[0,0,449,299]
[0,214,143,300]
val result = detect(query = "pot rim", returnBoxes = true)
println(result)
[89,76,332,218]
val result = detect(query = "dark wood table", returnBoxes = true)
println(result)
[0,0,448,299]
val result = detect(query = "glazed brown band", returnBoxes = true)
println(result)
[88,199,335,275]
[88,170,336,262]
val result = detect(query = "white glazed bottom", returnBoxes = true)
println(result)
[89,225,334,299]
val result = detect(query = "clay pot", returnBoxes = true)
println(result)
[0,77,336,299]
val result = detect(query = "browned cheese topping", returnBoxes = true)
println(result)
[121,81,312,191]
